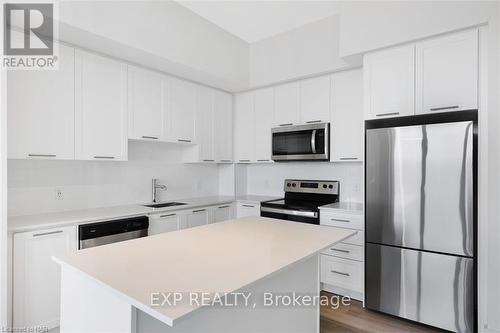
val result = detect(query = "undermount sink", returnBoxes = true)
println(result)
[143,202,187,208]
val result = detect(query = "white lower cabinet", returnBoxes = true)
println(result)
[212,204,234,223]
[236,202,260,218]
[148,212,182,235]
[184,208,210,229]
[320,207,364,301]
[13,226,77,330]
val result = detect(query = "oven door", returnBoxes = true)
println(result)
[260,206,319,225]
[272,123,329,161]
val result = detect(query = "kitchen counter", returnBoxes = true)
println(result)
[53,217,355,332]
[320,201,363,213]
[235,195,281,203]
[8,196,235,233]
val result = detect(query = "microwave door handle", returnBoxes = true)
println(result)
[311,129,317,154]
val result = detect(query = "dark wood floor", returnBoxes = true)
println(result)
[319,292,443,333]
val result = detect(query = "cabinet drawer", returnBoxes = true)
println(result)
[320,211,363,229]
[323,243,363,261]
[321,255,363,293]
[341,230,364,246]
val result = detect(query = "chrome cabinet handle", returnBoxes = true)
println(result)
[220,159,232,162]
[331,248,350,254]
[218,205,230,209]
[142,136,158,140]
[376,112,400,117]
[242,204,255,208]
[178,139,192,143]
[257,159,270,162]
[160,213,176,218]
[339,157,358,161]
[279,123,293,127]
[94,156,115,159]
[429,105,459,111]
[306,120,322,124]
[331,218,350,223]
[192,209,206,213]
[331,270,350,277]
[28,154,56,157]
[239,159,250,162]
[203,159,215,162]
[33,230,63,237]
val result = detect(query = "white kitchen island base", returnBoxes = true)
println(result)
[60,255,320,333]
[54,218,354,333]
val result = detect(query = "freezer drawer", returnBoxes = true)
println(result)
[366,121,474,257]
[365,243,474,333]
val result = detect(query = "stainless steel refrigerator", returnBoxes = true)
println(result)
[365,111,477,333]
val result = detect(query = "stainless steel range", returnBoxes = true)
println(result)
[260,179,339,224]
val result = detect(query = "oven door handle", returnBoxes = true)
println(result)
[261,206,318,218]
[311,129,317,154]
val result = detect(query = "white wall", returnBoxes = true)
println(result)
[249,15,359,88]
[7,141,222,216]
[0,56,8,327]
[244,162,363,203]
[339,1,495,57]
[57,0,249,92]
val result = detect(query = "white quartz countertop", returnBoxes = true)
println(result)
[53,217,355,326]
[8,196,235,233]
[235,195,281,203]
[319,201,363,213]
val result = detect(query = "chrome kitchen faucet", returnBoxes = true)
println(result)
[152,178,167,203]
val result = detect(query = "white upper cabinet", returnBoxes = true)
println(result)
[364,44,415,119]
[75,50,128,161]
[415,29,478,114]
[331,69,364,162]
[274,82,300,127]
[195,86,215,162]
[300,76,331,124]
[234,92,255,163]
[127,66,164,141]
[167,77,196,144]
[254,88,274,163]
[214,90,233,163]
[7,43,75,160]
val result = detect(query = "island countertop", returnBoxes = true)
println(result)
[53,217,355,327]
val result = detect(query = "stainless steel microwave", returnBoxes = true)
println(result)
[271,123,330,161]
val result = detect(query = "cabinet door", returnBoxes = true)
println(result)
[300,76,330,124]
[13,226,77,329]
[186,208,209,228]
[75,50,128,161]
[254,88,274,163]
[274,82,300,126]
[213,204,234,223]
[236,202,260,218]
[167,77,196,143]
[214,91,233,163]
[128,65,164,141]
[7,43,75,160]
[196,86,215,162]
[148,213,179,235]
[416,29,478,114]
[331,69,364,162]
[364,44,415,119]
[234,92,255,163]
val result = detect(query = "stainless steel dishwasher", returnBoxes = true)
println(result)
[78,216,149,249]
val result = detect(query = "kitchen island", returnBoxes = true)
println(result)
[53,217,355,332]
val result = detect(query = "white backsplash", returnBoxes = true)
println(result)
[7,141,221,216]
[243,162,363,203]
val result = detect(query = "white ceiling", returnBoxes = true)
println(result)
[177,1,339,43]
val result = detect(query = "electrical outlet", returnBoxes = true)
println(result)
[55,188,63,200]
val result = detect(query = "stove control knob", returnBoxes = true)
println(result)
[323,184,327,189]
[292,183,296,187]
[287,183,291,187]
[328,184,333,189]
